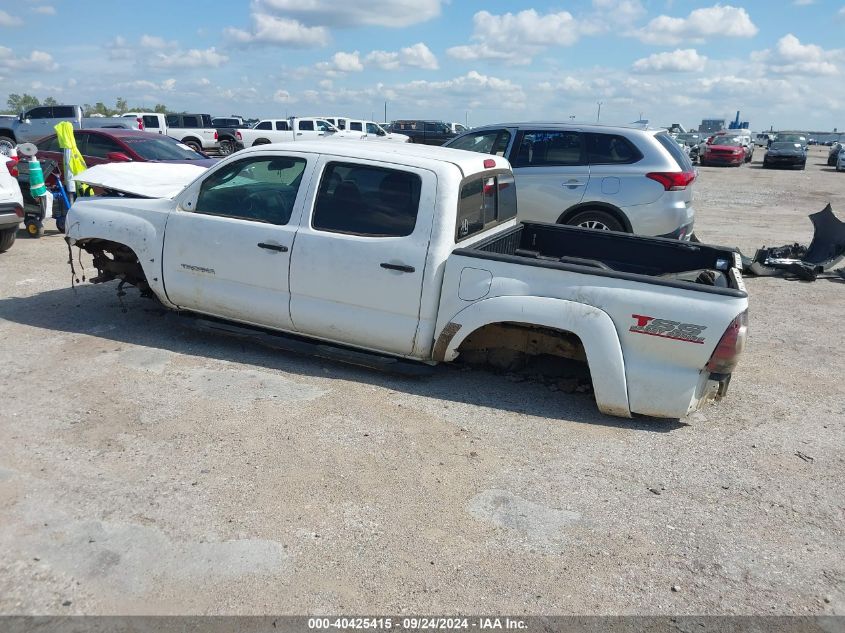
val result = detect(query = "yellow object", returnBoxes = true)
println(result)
[54,121,92,196]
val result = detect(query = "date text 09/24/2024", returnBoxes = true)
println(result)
[307,617,528,630]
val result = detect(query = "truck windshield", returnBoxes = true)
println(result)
[121,137,205,161]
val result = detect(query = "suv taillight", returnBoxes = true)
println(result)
[646,171,696,191]
[136,117,144,131]
[5,157,19,178]
[706,311,748,374]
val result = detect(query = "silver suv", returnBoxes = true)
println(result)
[444,123,696,239]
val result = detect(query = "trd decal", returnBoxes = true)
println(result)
[181,263,216,275]
[630,314,707,344]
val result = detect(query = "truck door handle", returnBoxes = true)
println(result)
[257,242,288,252]
[380,263,415,273]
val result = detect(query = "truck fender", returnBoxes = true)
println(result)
[436,296,630,418]
[66,201,173,307]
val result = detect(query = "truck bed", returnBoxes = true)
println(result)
[455,222,747,297]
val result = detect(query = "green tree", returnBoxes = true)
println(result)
[115,97,128,114]
[92,102,111,116]
[6,93,40,113]
[153,103,168,114]
[43,96,58,106]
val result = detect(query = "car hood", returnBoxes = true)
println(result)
[73,162,210,198]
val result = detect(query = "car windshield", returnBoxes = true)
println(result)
[778,135,806,143]
[712,137,742,147]
[770,142,801,150]
[120,136,205,160]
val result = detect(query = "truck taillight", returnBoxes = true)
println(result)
[214,131,218,140]
[5,158,19,177]
[136,117,144,131]
[706,310,748,374]
[14,204,23,218]
[236,131,242,141]
[646,171,696,191]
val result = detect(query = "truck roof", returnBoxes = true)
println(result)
[237,140,510,176]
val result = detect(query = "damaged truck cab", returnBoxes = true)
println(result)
[66,141,749,419]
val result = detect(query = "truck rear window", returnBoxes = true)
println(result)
[456,172,517,242]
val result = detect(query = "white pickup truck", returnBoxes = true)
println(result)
[65,142,749,419]
[237,117,338,148]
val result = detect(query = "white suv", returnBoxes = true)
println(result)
[445,123,696,239]
[0,155,24,252]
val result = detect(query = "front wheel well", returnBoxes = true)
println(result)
[558,204,632,233]
[75,239,150,293]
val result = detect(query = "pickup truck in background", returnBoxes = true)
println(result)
[123,112,238,155]
[342,119,410,143]
[389,120,458,145]
[236,117,338,147]
[0,105,141,156]
[65,142,749,420]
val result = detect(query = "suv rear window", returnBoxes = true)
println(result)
[456,172,517,242]
[586,133,642,164]
[655,132,693,171]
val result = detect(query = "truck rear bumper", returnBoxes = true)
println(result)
[0,203,23,230]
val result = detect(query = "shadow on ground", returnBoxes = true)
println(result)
[0,283,687,433]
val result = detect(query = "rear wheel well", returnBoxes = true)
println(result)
[455,322,592,387]
[558,204,631,233]
[252,138,271,146]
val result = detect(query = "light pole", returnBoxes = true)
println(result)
[597,101,603,123]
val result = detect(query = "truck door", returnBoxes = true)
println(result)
[162,152,315,330]
[143,115,163,134]
[289,158,435,356]
[507,129,590,220]
[18,106,54,143]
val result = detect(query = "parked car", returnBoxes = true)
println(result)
[774,133,807,148]
[827,142,843,166]
[837,147,845,172]
[0,154,24,252]
[763,142,807,170]
[342,120,409,142]
[389,120,457,145]
[212,117,249,128]
[236,117,339,147]
[214,127,246,155]
[65,141,749,419]
[0,105,140,157]
[444,123,696,239]
[755,133,775,147]
[14,128,217,205]
[164,113,219,153]
[713,131,754,162]
[700,136,747,167]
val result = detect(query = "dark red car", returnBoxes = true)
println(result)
[16,128,218,203]
[699,135,747,167]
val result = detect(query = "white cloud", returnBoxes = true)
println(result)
[632,48,708,73]
[636,5,758,46]
[397,70,527,110]
[316,50,364,74]
[0,46,58,72]
[0,9,23,26]
[447,10,582,65]
[149,47,229,69]
[752,34,842,76]
[273,89,294,103]
[365,43,438,70]
[792,0,815,5]
[140,34,177,49]
[31,5,56,15]
[225,13,329,47]
[254,0,443,28]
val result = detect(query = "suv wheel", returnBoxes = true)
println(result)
[0,226,16,252]
[565,209,625,232]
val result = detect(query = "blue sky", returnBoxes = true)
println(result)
[1,1,844,130]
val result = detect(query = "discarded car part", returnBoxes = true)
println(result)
[743,204,845,280]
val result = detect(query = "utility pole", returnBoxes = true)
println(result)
[465,111,468,128]
[597,101,603,123]
[384,101,387,123]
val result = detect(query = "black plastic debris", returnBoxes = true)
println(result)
[742,204,845,281]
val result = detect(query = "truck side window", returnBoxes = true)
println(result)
[194,156,307,226]
[456,172,517,242]
[182,115,200,128]
[26,107,51,119]
[349,122,363,132]
[256,121,272,130]
[53,106,76,118]
[166,115,179,127]
[143,116,160,129]
[312,162,421,237]
[274,121,289,131]
[298,120,315,131]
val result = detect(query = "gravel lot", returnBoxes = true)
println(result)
[0,146,843,615]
